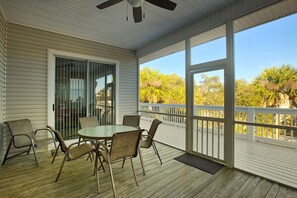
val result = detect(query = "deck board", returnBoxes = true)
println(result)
[215,172,248,198]
[140,120,297,189]
[1,143,297,198]
[250,179,273,198]
[266,183,281,198]
[276,186,288,198]
[194,169,243,198]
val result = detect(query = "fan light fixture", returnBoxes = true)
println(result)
[127,0,144,7]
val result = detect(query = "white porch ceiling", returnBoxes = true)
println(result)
[0,0,237,50]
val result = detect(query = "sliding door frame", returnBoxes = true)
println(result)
[47,49,119,127]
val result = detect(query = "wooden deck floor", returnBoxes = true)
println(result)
[140,120,297,189]
[1,143,297,198]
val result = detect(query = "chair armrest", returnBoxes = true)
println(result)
[67,140,94,149]
[34,128,52,134]
[35,128,56,141]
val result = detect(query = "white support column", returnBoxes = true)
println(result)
[185,37,193,153]
[225,20,235,168]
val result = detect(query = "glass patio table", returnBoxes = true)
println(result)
[78,125,138,140]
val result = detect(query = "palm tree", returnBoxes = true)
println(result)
[140,67,186,104]
[253,65,297,108]
[140,68,164,103]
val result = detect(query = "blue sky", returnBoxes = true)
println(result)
[140,13,297,83]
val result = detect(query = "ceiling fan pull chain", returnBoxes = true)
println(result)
[126,1,129,21]
[143,1,145,19]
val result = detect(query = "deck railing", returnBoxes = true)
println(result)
[139,103,297,147]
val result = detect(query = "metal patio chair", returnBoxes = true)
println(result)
[2,119,57,167]
[78,116,100,143]
[47,126,95,183]
[79,116,100,129]
[139,119,163,164]
[122,115,141,128]
[98,129,143,198]
[121,115,145,175]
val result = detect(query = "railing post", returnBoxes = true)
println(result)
[194,105,198,116]
[247,108,255,142]
[159,104,163,121]
[149,103,153,119]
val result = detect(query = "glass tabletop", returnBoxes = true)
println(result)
[77,125,139,140]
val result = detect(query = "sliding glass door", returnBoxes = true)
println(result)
[55,57,115,138]
[88,62,115,126]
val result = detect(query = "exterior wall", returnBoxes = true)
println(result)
[0,8,7,164]
[6,23,138,129]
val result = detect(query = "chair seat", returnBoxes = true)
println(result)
[68,143,95,160]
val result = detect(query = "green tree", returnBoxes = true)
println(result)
[140,65,297,108]
[140,67,186,104]
[140,68,164,103]
[162,73,186,104]
[198,74,224,106]
[235,79,262,107]
[253,65,297,108]
[193,81,203,105]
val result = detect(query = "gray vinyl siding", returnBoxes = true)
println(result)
[6,23,138,129]
[0,8,7,164]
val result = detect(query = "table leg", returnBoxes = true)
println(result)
[95,151,100,193]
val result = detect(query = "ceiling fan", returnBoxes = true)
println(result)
[97,0,177,23]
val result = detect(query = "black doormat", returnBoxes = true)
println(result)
[174,153,224,175]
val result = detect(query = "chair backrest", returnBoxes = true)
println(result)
[109,130,143,161]
[5,119,34,147]
[47,126,68,153]
[146,119,162,146]
[79,116,99,129]
[122,115,141,128]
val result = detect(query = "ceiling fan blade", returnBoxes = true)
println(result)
[145,0,177,11]
[97,0,123,9]
[133,7,142,23]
